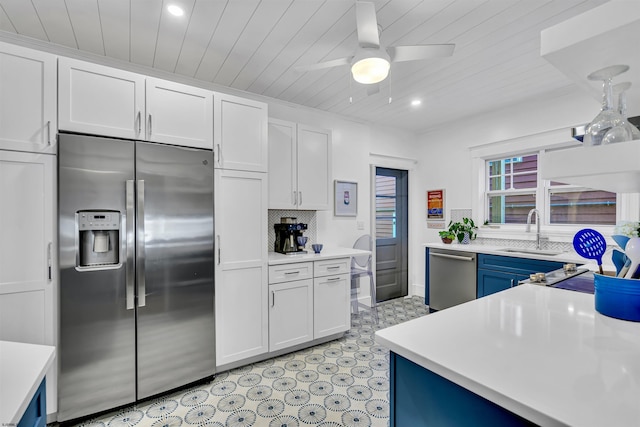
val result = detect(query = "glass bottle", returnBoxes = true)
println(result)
[583,65,629,147]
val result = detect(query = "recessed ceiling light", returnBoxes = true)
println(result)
[411,99,422,107]
[167,5,184,16]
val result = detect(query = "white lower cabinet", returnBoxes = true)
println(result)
[313,259,350,339]
[314,274,350,339]
[268,279,313,352]
[266,257,351,353]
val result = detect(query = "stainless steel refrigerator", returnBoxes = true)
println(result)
[57,133,215,422]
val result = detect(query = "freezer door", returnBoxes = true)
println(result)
[135,141,215,399]
[58,134,136,421]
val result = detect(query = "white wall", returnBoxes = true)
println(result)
[410,86,602,297]
[268,102,419,249]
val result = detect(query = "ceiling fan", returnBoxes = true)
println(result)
[295,1,455,85]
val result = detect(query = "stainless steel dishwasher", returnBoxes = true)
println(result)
[429,248,477,311]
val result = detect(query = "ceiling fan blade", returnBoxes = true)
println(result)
[294,57,352,73]
[367,84,380,96]
[388,44,455,63]
[356,1,379,48]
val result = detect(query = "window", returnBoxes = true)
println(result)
[485,153,617,225]
[376,175,396,238]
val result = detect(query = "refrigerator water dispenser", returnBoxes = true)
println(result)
[78,210,120,267]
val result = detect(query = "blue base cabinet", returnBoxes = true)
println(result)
[477,254,563,298]
[390,352,535,427]
[18,379,46,427]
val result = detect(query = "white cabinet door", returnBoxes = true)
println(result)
[268,119,297,209]
[297,124,332,210]
[58,57,145,140]
[146,78,213,149]
[0,150,57,413]
[214,169,268,367]
[0,42,56,153]
[214,93,267,172]
[269,279,313,352]
[314,274,350,339]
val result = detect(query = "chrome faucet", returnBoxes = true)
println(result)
[526,209,541,250]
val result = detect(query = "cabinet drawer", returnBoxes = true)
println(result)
[477,254,563,275]
[269,262,313,284]
[314,258,349,277]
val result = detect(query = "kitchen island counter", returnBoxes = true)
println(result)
[1,340,55,426]
[268,247,369,265]
[376,284,640,426]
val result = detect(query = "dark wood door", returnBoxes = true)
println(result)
[375,167,408,301]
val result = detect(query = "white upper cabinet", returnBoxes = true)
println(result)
[146,78,213,149]
[268,119,332,210]
[59,58,215,149]
[0,42,57,153]
[297,124,332,210]
[214,93,267,171]
[268,119,297,209]
[58,57,145,140]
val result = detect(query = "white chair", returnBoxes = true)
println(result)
[351,235,377,320]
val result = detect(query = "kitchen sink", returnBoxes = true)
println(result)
[497,248,564,256]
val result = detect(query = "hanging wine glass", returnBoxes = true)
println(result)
[603,81,637,144]
[583,64,629,147]
[614,82,640,140]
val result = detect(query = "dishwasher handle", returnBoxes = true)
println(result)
[430,252,475,262]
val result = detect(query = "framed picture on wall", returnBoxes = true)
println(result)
[334,180,357,216]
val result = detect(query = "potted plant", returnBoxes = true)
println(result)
[438,230,456,244]
[448,218,478,244]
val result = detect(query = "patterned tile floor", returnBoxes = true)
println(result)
[74,296,429,427]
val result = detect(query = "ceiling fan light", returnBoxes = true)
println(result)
[351,57,390,84]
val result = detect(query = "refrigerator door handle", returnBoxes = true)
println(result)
[126,180,135,310]
[137,180,146,307]
[217,235,221,265]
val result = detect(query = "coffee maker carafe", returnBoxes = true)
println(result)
[274,221,308,254]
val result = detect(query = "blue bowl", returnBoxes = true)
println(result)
[312,243,323,254]
[594,273,640,322]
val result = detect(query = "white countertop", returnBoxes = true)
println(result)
[425,241,600,266]
[1,340,55,425]
[268,247,370,265]
[375,285,640,427]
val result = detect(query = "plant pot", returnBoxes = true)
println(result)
[441,237,453,244]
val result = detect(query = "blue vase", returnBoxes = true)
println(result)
[461,232,471,244]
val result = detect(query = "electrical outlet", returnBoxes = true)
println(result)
[357,221,364,230]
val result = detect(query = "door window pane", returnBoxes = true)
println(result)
[376,175,396,238]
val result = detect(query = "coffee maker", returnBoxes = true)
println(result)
[274,219,308,254]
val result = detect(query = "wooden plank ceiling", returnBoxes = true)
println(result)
[0,0,609,133]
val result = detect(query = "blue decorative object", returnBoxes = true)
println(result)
[611,248,628,276]
[312,244,323,254]
[573,228,607,274]
[594,273,640,322]
[612,234,630,250]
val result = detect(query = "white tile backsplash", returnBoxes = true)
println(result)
[268,210,317,252]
